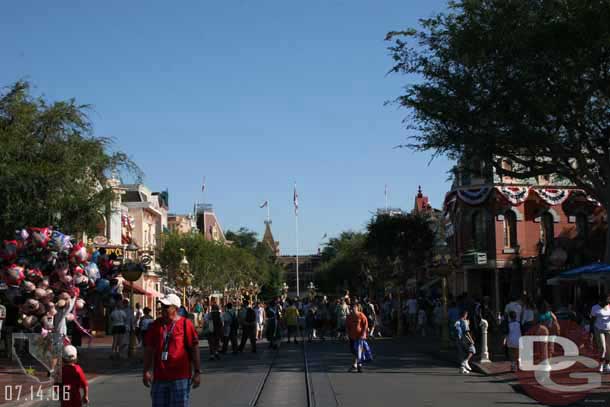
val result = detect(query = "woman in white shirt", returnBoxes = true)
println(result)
[591,295,610,373]
[110,304,127,360]
[521,297,536,333]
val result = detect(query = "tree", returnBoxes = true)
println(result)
[225,228,258,251]
[387,0,610,260]
[0,81,141,237]
[316,231,369,294]
[365,214,435,284]
[159,231,283,300]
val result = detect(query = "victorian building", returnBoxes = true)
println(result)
[168,214,198,234]
[195,203,226,242]
[444,158,606,311]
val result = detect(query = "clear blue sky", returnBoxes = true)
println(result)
[2,0,453,254]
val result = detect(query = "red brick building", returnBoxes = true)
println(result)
[444,160,607,311]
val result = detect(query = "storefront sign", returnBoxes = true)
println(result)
[93,235,108,245]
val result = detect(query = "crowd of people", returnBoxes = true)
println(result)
[189,293,384,361]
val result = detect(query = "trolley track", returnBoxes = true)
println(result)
[250,341,313,407]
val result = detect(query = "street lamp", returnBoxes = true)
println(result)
[282,282,289,301]
[176,249,192,308]
[432,253,455,350]
[121,246,144,358]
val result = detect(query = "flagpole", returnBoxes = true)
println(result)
[294,183,300,298]
[267,200,270,224]
[385,184,388,211]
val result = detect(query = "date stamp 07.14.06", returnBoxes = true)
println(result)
[3,385,70,402]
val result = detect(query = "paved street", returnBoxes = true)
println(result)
[13,338,535,407]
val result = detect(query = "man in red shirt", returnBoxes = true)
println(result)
[143,293,201,407]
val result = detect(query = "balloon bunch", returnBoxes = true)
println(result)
[0,227,120,331]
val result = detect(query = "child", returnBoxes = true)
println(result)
[417,308,427,337]
[61,345,89,407]
[505,311,522,372]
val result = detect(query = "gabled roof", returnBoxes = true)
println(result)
[262,221,279,255]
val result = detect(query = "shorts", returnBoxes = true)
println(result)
[112,326,126,335]
[151,379,191,407]
[596,329,610,358]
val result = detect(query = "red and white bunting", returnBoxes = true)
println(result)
[532,188,571,206]
[456,187,492,206]
[496,186,530,205]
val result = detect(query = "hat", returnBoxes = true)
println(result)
[159,293,181,308]
[63,345,77,362]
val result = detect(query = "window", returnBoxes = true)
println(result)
[576,213,588,239]
[471,211,486,250]
[540,212,554,246]
[503,211,517,248]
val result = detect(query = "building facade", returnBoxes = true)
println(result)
[168,214,198,234]
[277,255,322,296]
[195,203,226,242]
[444,159,606,310]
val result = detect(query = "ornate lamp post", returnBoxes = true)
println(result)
[308,281,316,300]
[432,253,456,350]
[175,249,192,308]
[122,243,143,358]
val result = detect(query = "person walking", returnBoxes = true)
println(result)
[363,299,377,339]
[591,294,610,373]
[455,310,476,374]
[221,303,238,354]
[255,302,265,340]
[60,345,88,407]
[405,296,418,334]
[110,302,127,360]
[265,300,281,349]
[285,300,300,344]
[505,311,521,372]
[238,301,257,353]
[143,293,200,407]
[140,307,154,346]
[193,301,203,329]
[346,303,369,373]
[521,297,536,333]
[206,304,223,360]
[135,302,144,344]
[336,299,349,341]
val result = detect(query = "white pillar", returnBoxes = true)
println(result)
[479,319,491,363]
[494,268,501,314]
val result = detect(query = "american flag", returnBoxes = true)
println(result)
[293,183,299,215]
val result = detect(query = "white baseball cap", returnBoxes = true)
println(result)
[159,293,181,308]
[63,345,77,362]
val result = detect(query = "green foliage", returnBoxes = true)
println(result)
[315,231,369,294]
[366,213,435,282]
[225,227,258,251]
[159,231,283,299]
[0,81,141,237]
[387,0,610,205]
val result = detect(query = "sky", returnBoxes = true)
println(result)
[1,0,453,254]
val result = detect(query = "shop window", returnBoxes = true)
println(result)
[503,211,517,248]
[576,213,588,239]
[471,211,486,250]
[540,212,554,247]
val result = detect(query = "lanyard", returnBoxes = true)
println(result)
[162,321,177,353]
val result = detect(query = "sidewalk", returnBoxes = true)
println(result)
[0,336,143,405]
